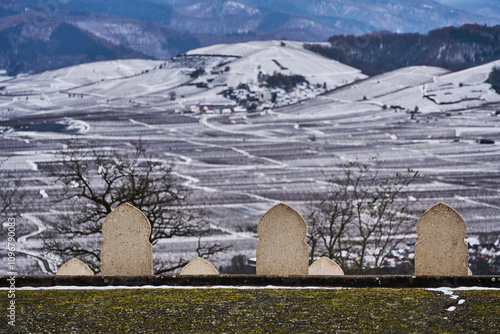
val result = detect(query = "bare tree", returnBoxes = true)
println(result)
[307,157,419,274]
[0,155,26,217]
[42,139,228,274]
[306,175,354,269]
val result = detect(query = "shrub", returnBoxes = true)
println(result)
[190,68,205,78]
[264,72,308,92]
[486,66,500,94]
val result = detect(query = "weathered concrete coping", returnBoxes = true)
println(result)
[1,275,499,288]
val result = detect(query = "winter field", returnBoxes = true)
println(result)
[0,41,499,274]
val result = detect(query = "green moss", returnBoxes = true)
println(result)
[447,290,500,333]
[1,288,498,333]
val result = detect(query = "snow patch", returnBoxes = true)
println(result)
[28,161,38,171]
[18,214,47,245]
[428,286,500,294]
[61,119,90,133]
[465,237,480,247]
[3,285,343,291]
[3,285,499,292]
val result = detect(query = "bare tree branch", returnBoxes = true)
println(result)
[307,157,419,274]
[0,154,27,217]
[42,138,228,274]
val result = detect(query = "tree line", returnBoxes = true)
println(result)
[304,24,500,76]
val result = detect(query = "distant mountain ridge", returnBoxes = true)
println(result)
[434,0,500,19]
[0,1,200,75]
[58,0,500,37]
[1,0,500,75]
[0,19,147,76]
[9,0,500,37]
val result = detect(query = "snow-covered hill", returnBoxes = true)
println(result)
[1,40,499,120]
[188,41,364,87]
[325,60,500,114]
[0,41,367,117]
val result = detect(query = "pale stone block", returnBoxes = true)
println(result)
[415,202,469,276]
[256,203,309,275]
[101,203,153,276]
[180,257,219,275]
[309,257,344,276]
[56,258,94,276]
